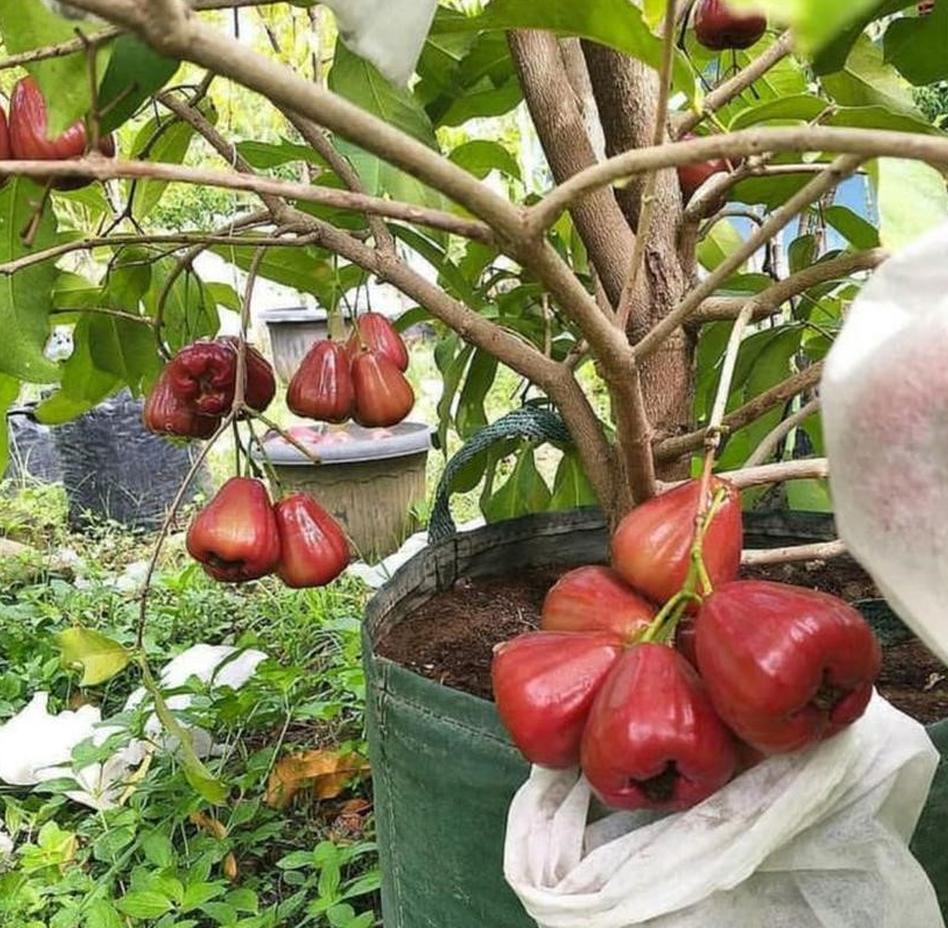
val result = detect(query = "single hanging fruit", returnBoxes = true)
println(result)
[611,477,742,605]
[143,373,220,440]
[694,0,767,50]
[542,566,655,641]
[351,349,415,427]
[695,581,882,754]
[492,631,625,769]
[8,76,115,190]
[346,312,409,372]
[677,134,733,205]
[581,643,737,811]
[274,493,350,588]
[165,340,238,416]
[218,337,276,413]
[287,339,354,423]
[186,477,281,583]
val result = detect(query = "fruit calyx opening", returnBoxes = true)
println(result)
[638,763,679,803]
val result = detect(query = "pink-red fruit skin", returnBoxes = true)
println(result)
[287,340,354,424]
[611,477,743,606]
[143,374,219,439]
[694,0,767,51]
[347,312,409,372]
[695,581,882,754]
[351,350,415,428]
[274,494,350,588]
[581,643,737,811]
[9,76,115,190]
[186,477,281,583]
[492,631,625,769]
[541,565,655,641]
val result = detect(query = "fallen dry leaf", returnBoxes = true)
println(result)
[329,798,373,842]
[265,749,369,810]
[190,811,227,839]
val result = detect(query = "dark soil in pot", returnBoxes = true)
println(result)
[376,557,948,724]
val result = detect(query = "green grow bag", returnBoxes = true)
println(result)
[364,509,948,928]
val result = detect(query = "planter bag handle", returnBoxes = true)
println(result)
[428,407,572,544]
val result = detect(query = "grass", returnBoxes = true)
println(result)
[0,483,379,928]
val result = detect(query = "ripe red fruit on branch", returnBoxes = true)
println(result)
[347,312,409,372]
[186,477,281,583]
[142,374,220,439]
[611,477,742,606]
[695,581,882,754]
[492,631,624,769]
[694,0,767,51]
[218,337,277,413]
[542,566,655,641]
[581,644,737,811]
[166,339,275,417]
[351,350,415,427]
[274,494,350,588]
[8,76,115,190]
[287,340,355,424]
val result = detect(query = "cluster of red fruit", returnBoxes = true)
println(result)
[144,337,277,439]
[0,77,115,189]
[186,477,349,589]
[492,479,882,812]
[288,313,414,428]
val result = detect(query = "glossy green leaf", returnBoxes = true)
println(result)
[237,138,331,170]
[812,0,914,75]
[449,140,521,180]
[550,452,597,511]
[57,627,130,687]
[869,157,948,250]
[482,445,552,522]
[0,374,20,475]
[823,205,881,250]
[98,36,179,134]
[697,219,744,272]
[0,180,61,383]
[455,350,498,439]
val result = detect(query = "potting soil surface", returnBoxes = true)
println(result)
[376,557,948,724]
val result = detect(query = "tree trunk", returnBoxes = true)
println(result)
[581,43,697,471]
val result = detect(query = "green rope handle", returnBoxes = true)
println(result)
[428,406,573,544]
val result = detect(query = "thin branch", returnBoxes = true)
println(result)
[745,397,821,468]
[692,248,887,322]
[674,33,795,138]
[654,361,825,464]
[50,306,156,326]
[633,155,863,358]
[742,540,847,566]
[0,227,312,276]
[614,0,678,333]
[0,157,495,243]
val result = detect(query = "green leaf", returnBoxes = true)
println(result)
[550,452,597,511]
[144,261,219,352]
[869,157,948,250]
[329,43,446,212]
[482,445,552,522]
[57,627,130,686]
[884,2,948,85]
[116,892,174,920]
[98,36,179,134]
[449,140,521,180]
[697,219,744,272]
[439,77,523,127]
[823,205,881,250]
[236,138,330,170]
[181,882,227,913]
[812,0,914,75]
[84,901,123,928]
[729,0,887,57]
[453,0,695,100]
[224,889,258,915]
[0,179,61,383]
[455,350,498,439]
[820,35,924,119]
[140,831,175,868]
[0,374,19,475]
[0,0,109,135]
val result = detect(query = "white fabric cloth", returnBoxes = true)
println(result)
[505,695,942,928]
[822,220,948,666]
[323,0,438,85]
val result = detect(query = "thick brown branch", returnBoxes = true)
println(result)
[654,362,825,464]
[508,30,633,309]
[634,156,862,358]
